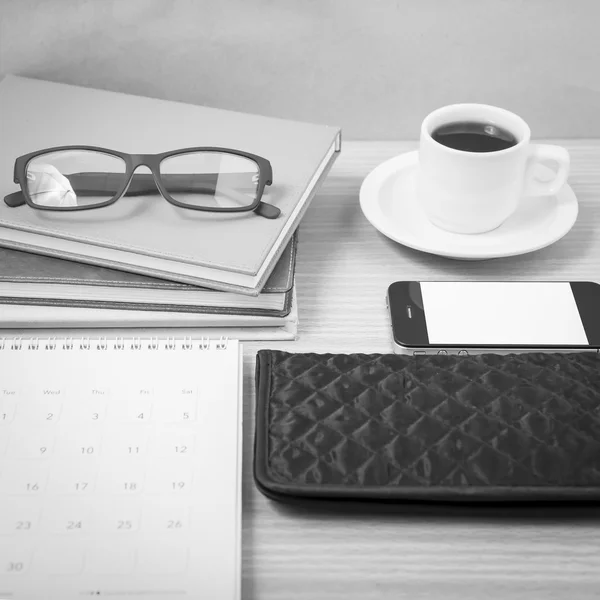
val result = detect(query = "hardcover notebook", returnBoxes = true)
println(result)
[0,231,298,316]
[0,286,299,341]
[0,336,242,600]
[0,75,341,295]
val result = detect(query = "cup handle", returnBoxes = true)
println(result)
[523,144,570,197]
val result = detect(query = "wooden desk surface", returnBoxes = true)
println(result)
[242,141,600,599]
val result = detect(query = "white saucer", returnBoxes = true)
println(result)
[359,151,578,260]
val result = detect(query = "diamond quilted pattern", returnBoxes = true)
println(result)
[259,351,600,492]
[303,423,344,455]
[351,418,398,452]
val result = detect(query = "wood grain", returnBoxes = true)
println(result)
[241,141,600,599]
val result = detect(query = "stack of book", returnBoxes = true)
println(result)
[0,76,341,340]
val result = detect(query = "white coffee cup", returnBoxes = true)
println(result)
[417,103,570,234]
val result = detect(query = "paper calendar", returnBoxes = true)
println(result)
[0,337,242,600]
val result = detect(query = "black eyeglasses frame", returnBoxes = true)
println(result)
[4,145,279,219]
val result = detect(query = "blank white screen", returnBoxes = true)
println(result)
[420,282,588,346]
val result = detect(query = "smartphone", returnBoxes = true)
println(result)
[387,281,600,355]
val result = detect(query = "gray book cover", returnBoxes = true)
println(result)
[0,76,340,295]
[0,232,297,316]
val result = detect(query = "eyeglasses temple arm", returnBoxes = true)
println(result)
[70,172,280,217]
[3,191,26,207]
[67,172,259,196]
[255,201,280,219]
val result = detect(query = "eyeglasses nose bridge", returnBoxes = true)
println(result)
[129,155,163,179]
[128,154,162,174]
[117,156,164,199]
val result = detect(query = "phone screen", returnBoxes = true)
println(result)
[420,282,588,346]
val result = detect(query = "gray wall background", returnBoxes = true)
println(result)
[1,0,599,140]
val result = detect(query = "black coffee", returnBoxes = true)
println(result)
[432,121,518,153]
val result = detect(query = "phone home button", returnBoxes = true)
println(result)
[458,350,469,356]
[413,351,426,356]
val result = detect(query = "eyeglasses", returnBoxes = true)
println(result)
[3,146,280,219]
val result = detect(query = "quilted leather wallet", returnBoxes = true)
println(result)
[254,350,600,503]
